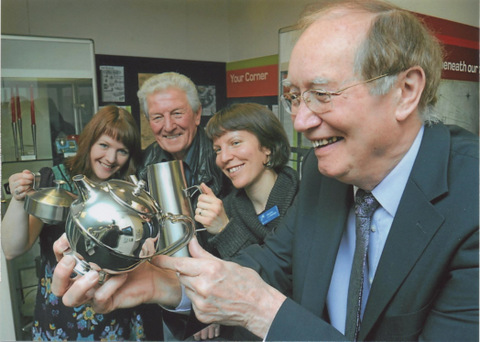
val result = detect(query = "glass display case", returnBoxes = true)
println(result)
[1,34,97,341]
[2,35,98,185]
[1,78,95,163]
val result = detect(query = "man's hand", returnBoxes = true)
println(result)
[51,234,182,313]
[154,237,287,338]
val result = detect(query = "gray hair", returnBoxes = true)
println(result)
[137,72,201,119]
[296,0,443,124]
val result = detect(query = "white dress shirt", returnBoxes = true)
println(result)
[326,126,424,334]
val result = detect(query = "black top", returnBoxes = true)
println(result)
[205,166,299,260]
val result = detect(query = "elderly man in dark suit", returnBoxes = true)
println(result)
[52,0,478,340]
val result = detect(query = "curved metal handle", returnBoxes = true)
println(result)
[183,185,203,198]
[128,175,147,196]
[29,171,41,191]
[156,212,195,256]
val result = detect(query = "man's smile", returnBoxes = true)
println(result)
[164,133,183,139]
[312,136,343,148]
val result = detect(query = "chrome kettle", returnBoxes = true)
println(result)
[65,174,195,282]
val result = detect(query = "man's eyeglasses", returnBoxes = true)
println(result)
[281,74,388,115]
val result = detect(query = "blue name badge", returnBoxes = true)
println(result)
[258,205,280,225]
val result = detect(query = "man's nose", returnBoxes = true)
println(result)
[292,101,322,133]
[163,115,175,131]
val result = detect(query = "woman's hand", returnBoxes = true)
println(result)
[9,170,34,201]
[1,169,44,259]
[194,183,229,234]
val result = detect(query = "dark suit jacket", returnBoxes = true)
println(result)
[235,123,479,341]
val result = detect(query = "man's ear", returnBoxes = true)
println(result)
[395,66,425,122]
[195,106,202,126]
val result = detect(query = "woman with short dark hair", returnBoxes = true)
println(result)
[193,103,299,341]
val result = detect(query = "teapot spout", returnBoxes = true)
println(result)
[72,174,99,202]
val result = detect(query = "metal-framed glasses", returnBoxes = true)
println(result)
[281,74,388,115]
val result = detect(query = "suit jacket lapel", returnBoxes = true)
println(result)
[299,175,352,316]
[360,124,450,339]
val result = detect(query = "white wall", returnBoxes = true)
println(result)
[2,0,230,61]
[1,0,478,62]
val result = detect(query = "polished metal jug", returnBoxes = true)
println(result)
[147,160,201,257]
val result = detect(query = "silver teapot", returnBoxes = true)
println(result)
[65,174,195,282]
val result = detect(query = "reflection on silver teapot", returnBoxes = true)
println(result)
[65,174,195,282]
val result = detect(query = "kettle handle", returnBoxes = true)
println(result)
[155,212,196,256]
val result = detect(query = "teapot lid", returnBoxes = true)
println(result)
[26,180,76,208]
[106,179,160,216]
[24,180,76,224]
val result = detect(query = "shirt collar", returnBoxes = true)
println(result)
[371,125,424,217]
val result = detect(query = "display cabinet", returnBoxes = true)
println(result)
[1,34,98,341]
[2,35,98,167]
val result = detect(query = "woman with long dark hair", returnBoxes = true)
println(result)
[2,105,145,341]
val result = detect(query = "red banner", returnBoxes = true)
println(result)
[416,13,479,82]
[227,64,278,98]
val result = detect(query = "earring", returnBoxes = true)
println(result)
[264,155,272,168]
